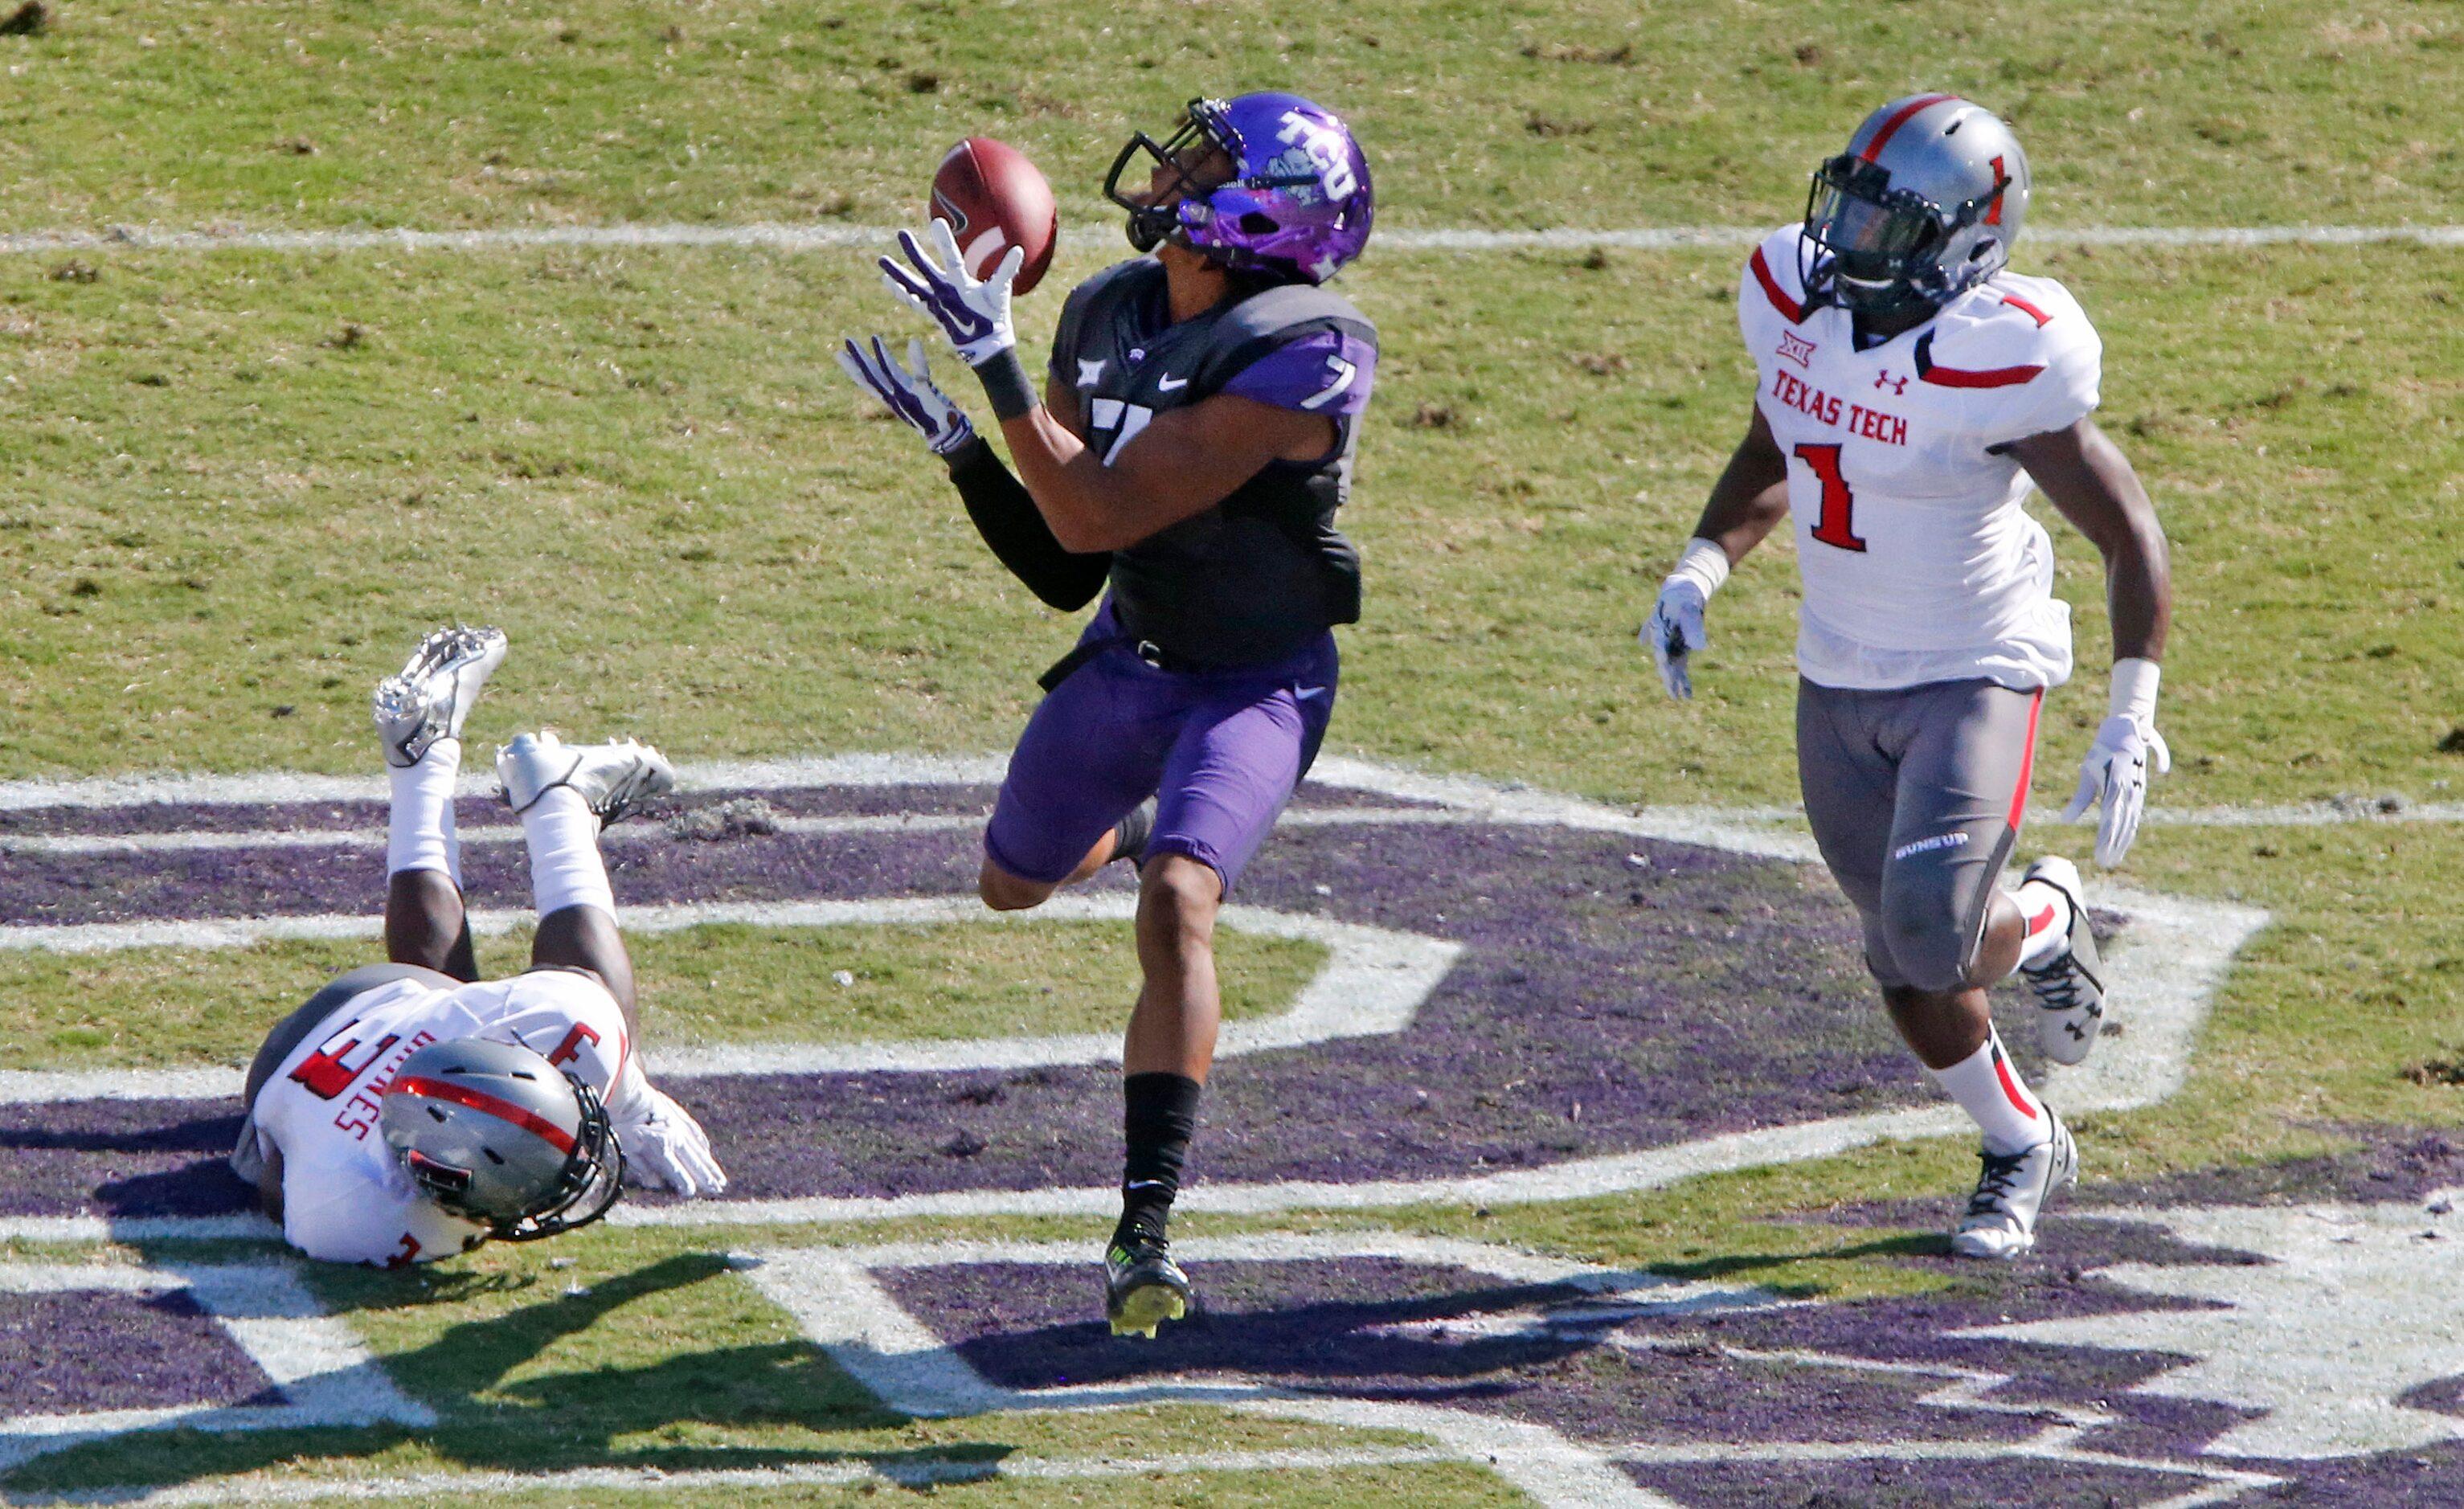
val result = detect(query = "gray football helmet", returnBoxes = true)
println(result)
[379,1038,624,1241]
[1800,94,2030,319]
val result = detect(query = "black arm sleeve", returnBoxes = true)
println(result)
[945,438,1110,611]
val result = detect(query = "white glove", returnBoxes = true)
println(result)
[1640,538,1729,701]
[1643,582,1707,699]
[878,219,1021,368]
[617,1086,728,1198]
[837,335,977,456]
[2062,658,2170,866]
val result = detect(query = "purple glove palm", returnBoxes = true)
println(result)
[837,336,976,456]
[879,219,1021,368]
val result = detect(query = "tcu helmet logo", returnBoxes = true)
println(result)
[1272,109,1357,203]
[1778,331,1818,369]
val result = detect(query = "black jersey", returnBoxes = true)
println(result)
[1046,259,1379,668]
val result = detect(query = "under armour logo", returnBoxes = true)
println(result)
[1777,331,1817,369]
[1078,358,1106,388]
[1874,370,1909,395]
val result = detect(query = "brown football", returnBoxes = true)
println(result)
[928,136,1059,296]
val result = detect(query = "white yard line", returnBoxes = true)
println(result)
[0,750,2445,828]
[0,1258,432,1477]
[0,222,2458,258]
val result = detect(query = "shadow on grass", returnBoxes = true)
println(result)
[1,1250,1023,1498]
[1643,1231,1951,1288]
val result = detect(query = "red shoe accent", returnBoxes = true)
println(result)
[2027,902,2059,939]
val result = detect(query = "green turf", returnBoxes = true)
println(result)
[0,0,2457,231]
[0,920,1320,1070]
[6,2,2464,1502]
[3,239,2460,812]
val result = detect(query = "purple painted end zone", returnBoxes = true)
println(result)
[1622,1457,2200,1508]
[0,1101,256,1218]
[0,1290,277,1413]
[657,821,1927,1202]
[878,1257,2040,1450]
[0,807,2036,1214]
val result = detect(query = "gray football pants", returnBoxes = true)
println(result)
[1796,677,2044,993]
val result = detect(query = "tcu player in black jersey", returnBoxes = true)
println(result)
[841,93,1376,1336]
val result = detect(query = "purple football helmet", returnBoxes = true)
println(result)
[1103,92,1373,284]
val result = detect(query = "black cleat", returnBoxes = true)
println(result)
[1103,1234,1192,1339]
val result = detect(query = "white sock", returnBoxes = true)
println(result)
[1929,1028,2050,1156]
[386,740,465,885]
[2014,879,2071,971]
[520,785,616,921]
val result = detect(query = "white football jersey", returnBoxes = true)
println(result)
[239,969,644,1267]
[1737,224,2102,692]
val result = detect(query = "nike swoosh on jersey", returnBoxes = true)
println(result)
[1156,374,1189,391]
[1294,685,1328,701]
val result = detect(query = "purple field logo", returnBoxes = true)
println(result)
[0,754,2304,1502]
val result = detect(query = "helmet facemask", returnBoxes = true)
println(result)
[1801,154,1951,321]
[1103,103,1240,256]
[1104,95,1370,283]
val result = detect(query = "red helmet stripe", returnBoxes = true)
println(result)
[391,1074,577,1155]
[1859,93,1959,163]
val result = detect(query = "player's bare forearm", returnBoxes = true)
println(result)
[2011,418,2171,662]
[1688,407,1792,565]
[1001,391,1334,554]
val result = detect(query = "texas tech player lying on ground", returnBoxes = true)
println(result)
[840,92,1375,1336]
[1641,95,2172,1259]
[229,626,727,1266]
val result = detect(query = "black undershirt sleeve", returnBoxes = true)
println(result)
[944,437,1109,611]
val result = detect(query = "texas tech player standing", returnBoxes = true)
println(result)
[1641,96,2172,1258]
[231,626,727,1265]
[841,92,1374,1335]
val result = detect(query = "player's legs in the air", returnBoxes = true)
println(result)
[231,625,510,1204]
[370,624,509,979]
[980,624,1337,1335]
[495,731,676,1020]
[1799,678,2080,1259]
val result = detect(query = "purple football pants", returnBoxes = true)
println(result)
[984,605,1338,892]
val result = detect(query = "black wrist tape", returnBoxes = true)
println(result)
[973,347,1038,421]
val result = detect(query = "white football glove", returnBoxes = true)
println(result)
[2061,660,2170,866]
[1642,580,1709,700]
[1639,538,1729,701]
[878,218,1021,368]
[617,1086,728,1198]
[837,335,977,456]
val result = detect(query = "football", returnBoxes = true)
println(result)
[928,136,1058,296]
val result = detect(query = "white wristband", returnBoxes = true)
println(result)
[1668,537,1731,599]
[2108,657,2161,728]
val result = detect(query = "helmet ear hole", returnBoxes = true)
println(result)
[1967,239,1999,262]
[427,1105,448,1123]
[1238,211,1279,235]
[483,1147,506,1165]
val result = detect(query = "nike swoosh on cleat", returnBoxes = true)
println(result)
[1123,1180,1171,1191]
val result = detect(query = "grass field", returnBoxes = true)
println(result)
[4,2,2464,1504]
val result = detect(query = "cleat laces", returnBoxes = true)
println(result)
[1966,1148,2030,1218]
